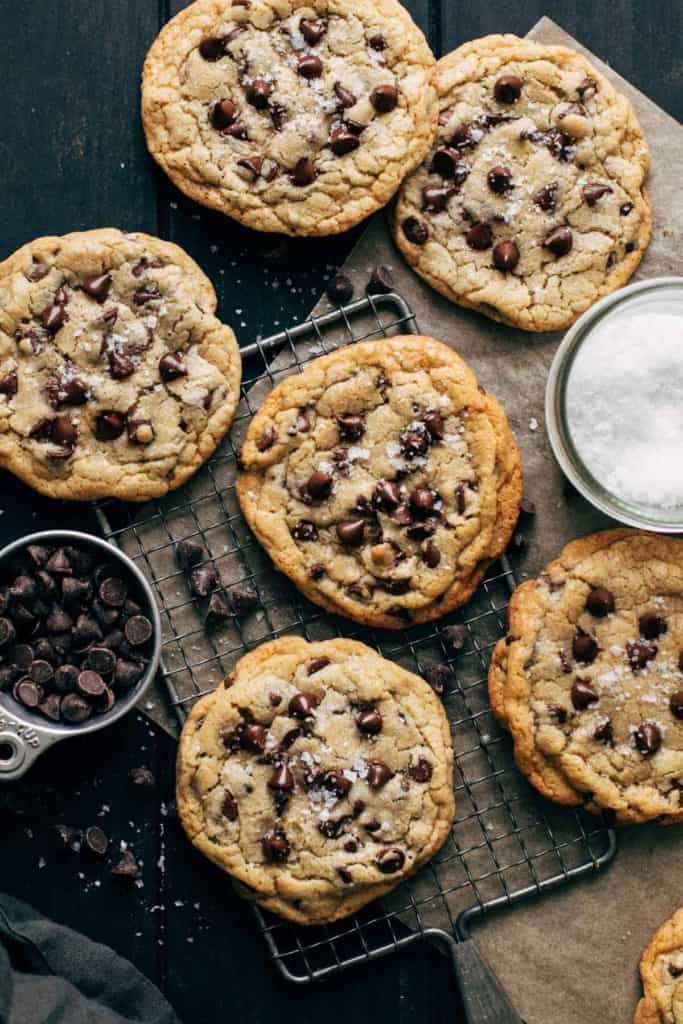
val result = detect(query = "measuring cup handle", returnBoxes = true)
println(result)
[449,938,525,1024]
[0,705,58,781]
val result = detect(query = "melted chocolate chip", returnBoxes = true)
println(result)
[543,226,573,256]
[304,470,333,501]
[367,761,394,789]
[95,412,126,441]
[291,157,314,187]
[402,216,428,245]
[262,828,290,862]
[422,185,455,212]
[572,632,599,664]
[292,520,318,542]
[492,240,519,271]
[370,84,398,113]
[535,182,559,211]
[211,99,238,130]
[336,519,365,546]
[582,182,613,206]
[408,758,433,782]
[639,613,667,640]
[199,36,226,61]
[586,587,615,617]
[430,147,469,183]
[494,75,522,103]
[466,222,493,250]
[594,719,613,744]
[571,679,599,710]
[288,692,315,719]
[0,371,18,397]
[246,78,273,110]
[356,707,382,735]
[337,413,365,441]
[487,165,514,194]
[298,54,323,79]
[634,722,661,756]
[158,353,187,382]
[376,848,405,874]
[300,18,326,44]
[82,273,111,302]
[333,81,356,108]
[627,639,658,671]
[399,421,430,458]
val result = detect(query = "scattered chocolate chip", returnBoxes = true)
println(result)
[228,584,258,615]
[571,679,599,710]
[110,849,142,881]
[175,539,204,570]
[585,587,615,618]
[205,593,231,626]
[443,623,466,652]
[421,663,451,694]
[356,707,382,735]
[634,722,661,756]
[190,565,218,599]
[494,75,522,103]
[376,848,405,874]
[572,632,598,663]
[0,370,18,397]
[327,273,354,304]
[466,222,493,250]
[402,216,428,245]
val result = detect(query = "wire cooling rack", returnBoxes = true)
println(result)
[94,291,616,984]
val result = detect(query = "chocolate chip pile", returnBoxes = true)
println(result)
[0,540,155,724]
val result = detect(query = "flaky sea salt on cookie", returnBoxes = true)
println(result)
[141,0,437,235]
[393,35,651,332]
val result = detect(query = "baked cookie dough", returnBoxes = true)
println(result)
[636,908,683,1024]
[236,335,522,629]
[141,0,437,235]
[0,228,241,501]
[489,530,683,826]
[392,35,651,332]
[176,636,455,924]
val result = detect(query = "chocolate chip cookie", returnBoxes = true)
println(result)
[636,908,683,1024]
[489,530,683,826]
[0,229,241,500]
[141,0,437,235]
[176,636,455,924]
[236,335,522,629]
[392,35,651,332]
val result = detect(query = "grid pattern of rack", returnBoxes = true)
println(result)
[95,292,616,984]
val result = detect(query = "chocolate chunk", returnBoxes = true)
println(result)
[242,723,267,752]
[586,587,615,617]
[300,18,326,44]
[210,99,237,130]
[159,353,187,382]
[114,659,144,690]
[408,758,433,782]
[594,719,613,744]
[422,185,455,212]
[134,285,161,305]
[639,613,667,640]
[487,165,514,194]
[82,273,111,302]
[124,615,153,647]
[327,273,354,304]
[291,157,315,187]
[493,240,520,271]
[367,761,394,789]
[337,413,365,441]
[110,849,142,881]
[175,539,204,569]
[318,817,347,839]
[543,226,573,256]
[627,639,658,671]
[268,764,295,792]
[356,707,382,735]
[84,825,109,857]
[35,571,57,600]
[370,84,399,113]
[582,182,613,206]
[421,663,451,695]
[336,519,365,546]
[304,470,333,501]
[571,679,599,710]
[262,828,290,862]
[199,36,226,60]
[494,75,522,103]
[51,416,78,446]
[402,216,428,245]
[246,78,272,110]
[572,632,598,663]
[190,565,218,598]
[228,584,258,615]
[298,54,323,78]
[99,577,127,608]
[61,693,92,723]
[466,222,493,250]
[443,623,466,652]
[85,646,116,677]
[54,664,79,693]
[634,722,661,756]
[0,370,18,396]
[535,182,559,211]
[366,265,394,295]
[205,593,231,626]
[376,848,405,874]
[96,412,126,441]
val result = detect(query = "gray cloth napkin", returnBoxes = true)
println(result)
[0,894,179,1024]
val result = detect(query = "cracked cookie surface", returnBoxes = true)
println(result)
[636,908,683,1024]
[176,636,455,924]
[141,0,437,235]
[392,35,651,332]
[489,530,683,825]
[236,335,522,629]
[0,229,241,501]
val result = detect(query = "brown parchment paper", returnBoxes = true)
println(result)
[319,17,682,1024]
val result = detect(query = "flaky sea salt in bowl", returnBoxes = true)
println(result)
[546,278,683,532]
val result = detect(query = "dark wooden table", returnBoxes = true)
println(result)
[1,3,680,1022]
